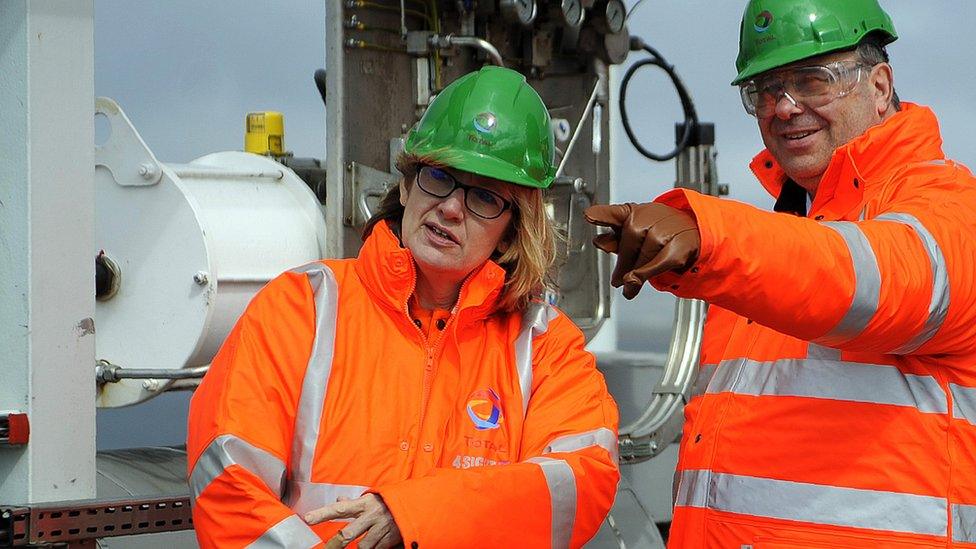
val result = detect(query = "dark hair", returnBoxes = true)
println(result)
[856,34,900,111]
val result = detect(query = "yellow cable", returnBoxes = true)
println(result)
[350,22,402,34]
[346,39,409,54]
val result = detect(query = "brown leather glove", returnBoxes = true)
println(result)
[584,202,700,299]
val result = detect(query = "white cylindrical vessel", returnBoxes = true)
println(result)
[94,99,327,407]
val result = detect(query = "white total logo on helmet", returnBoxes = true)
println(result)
[473,112,497,134]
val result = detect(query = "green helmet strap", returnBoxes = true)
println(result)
[403,66,557,189]
[733,0,897,85]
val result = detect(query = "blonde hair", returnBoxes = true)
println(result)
[363,152,557,312]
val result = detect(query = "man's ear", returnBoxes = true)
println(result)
[870,63,895,117]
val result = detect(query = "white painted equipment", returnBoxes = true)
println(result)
[94,97,328,408]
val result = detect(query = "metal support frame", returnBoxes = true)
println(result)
[0,0,97,503]
[326,2,615,341]
[325,0,348,258]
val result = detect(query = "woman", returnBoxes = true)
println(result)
[187,66,619,549]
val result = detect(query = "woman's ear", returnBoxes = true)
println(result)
[399,179,409,207]
[496,213,519,256]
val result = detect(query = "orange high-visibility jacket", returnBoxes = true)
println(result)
[653,104,976,547]
[186,221,620,548]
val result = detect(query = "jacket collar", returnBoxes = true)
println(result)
[353,221,507,319]
[750,103,946,219]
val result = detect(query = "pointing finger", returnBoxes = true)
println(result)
[584,203,633,228]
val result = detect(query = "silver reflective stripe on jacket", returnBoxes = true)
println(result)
[514,302,558,417]
[245,514,321,549]
[676,470,948,537]
[953,503,976,543]
[876,213,950,354]
[951,384,976,427]
[288,263,341,488]
[285,480,369,516]
[190,434,287,501]
[544,427,618,462]
[807,342,840,361]
[816,221,881,345]
[691,363,718,399]
[704,356,947,415]
[528,456,577,549]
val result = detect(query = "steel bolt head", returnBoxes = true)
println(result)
[193,271,209,285]
[142,379,160,391]
[138,163,158,180]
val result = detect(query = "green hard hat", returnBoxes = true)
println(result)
[732,0,897,85]
[404,66,556,189]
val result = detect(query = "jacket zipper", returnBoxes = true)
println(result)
[408,275,475,453]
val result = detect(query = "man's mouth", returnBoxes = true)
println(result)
[783,129,817,141]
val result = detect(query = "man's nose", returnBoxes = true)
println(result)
[774,90,803,119]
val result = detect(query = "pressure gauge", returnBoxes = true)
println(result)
[500,0,537,26]
[560,0,585,28]
[604,0,626,33]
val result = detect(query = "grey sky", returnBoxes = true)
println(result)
[93,2,976,447]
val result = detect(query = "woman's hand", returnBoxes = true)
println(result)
[304,493,403,549]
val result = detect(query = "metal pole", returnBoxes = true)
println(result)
[325,0,347,257]
[0,0,97,502]
[556,79,602,178]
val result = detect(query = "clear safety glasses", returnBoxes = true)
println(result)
[739,60,869,118]
[415,165,512,220]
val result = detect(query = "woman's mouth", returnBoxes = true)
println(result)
[424,223,460,245]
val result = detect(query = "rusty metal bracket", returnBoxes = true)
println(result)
[0,495,192,546]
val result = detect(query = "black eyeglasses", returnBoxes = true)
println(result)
[415,165,512,220]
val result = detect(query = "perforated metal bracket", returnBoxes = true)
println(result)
[0,495,192,546]
[0,411,29,446]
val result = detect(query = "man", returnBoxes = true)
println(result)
[586,0,976,546]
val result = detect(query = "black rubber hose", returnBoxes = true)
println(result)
[619,37,699,162]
